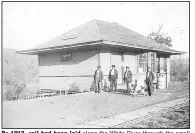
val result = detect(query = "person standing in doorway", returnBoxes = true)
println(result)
[109,65,118,92]
[94,65,104,93]
[123,66,132,93]
[146,66,155,96]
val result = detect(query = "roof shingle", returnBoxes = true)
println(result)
[18,19,183,54]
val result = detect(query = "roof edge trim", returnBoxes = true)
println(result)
[16,39,185,55]
[102,40,185,54]
[16,40,103,55]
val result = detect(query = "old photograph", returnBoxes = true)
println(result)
[2,2,189,128]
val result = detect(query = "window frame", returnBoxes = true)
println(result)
[138,53,148,73]
[151,52,156,72]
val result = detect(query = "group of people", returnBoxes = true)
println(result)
[94,64,155,96]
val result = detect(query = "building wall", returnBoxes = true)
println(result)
[159,55,170,88]
[157,54,171,88]
[124,52,137,74]
[39,50,99,91]
[100,51,146,87]
[166,57,170,84]
[38,48,171,91]
[39,77,94,92]
[111,53,123,84]
[39,50,98,76]
[133,74,146,86]
[100,52,111,76]
[124,52,145,85]
[100,52,123,84]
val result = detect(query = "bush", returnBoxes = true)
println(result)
[170,54,189,82]
[3,48,39,100]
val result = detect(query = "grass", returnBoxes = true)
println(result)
[120,102,190,128]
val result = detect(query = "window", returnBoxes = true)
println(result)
[156,57,160,73]
[138,53,147,72]
[151,53,156,72]
[61,53,72,62]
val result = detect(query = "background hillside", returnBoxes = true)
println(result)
[3,48,39,100]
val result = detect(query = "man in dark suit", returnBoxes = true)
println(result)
[123,66,132,93]
[109,65,118,92]
[94,65,104,93]
[146,67,155,96]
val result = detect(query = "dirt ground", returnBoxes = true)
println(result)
[3,82,189,128]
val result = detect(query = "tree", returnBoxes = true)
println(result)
[148,24,173,47]
[170,55,189,82]
[3,49,39,100]
[147,25,189,82]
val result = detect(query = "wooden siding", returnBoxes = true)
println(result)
[111,54,123,84]
[100,51,146,86]
[100,52,111,75]
[38,50,99,91]
[38,49,171,91]
[39,77,94,91]
[133,74,146,86]
[123,53,147,86]
[99,52,111,87]
[158,55,171,88]
[124,53,137,73]
[39,50,98,76]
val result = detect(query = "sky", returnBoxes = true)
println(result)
[3,2,189,52]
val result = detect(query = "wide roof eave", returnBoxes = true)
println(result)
[16,40,184,55]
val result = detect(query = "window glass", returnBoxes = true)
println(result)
[156,57,160,73]
[138,53,147,72]
[151,53,156,72]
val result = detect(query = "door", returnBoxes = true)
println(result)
[111,54,122,84]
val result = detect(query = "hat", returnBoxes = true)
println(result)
[97,65,101,68]
[126,66,129,68]
[111,65,115,67]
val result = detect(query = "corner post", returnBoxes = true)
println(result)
[166,57,170,88]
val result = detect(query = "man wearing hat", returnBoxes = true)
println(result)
[146,66,155,96]
[109,65,118,92]
[94,65,104,93]
[123,66,132,93]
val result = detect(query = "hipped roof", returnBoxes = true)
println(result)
[17,19,184,55]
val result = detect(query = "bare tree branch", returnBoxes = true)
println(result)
[157,24,163,33]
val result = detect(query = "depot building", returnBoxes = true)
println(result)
[17,20,183,92]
